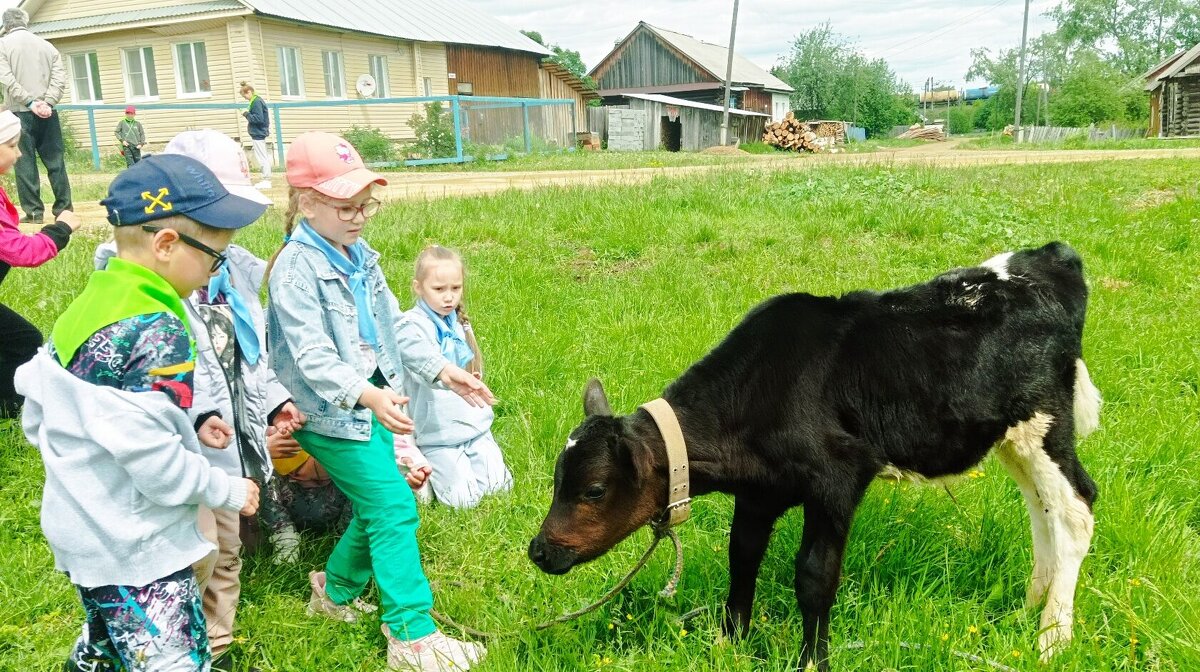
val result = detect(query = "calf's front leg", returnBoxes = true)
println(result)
[722,499,782,639]
[794,507,851,672]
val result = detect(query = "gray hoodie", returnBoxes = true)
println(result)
[16,350,248,588]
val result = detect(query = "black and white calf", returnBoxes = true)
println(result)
[529,242,1100,671]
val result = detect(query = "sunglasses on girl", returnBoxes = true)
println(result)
[141,225,228,273]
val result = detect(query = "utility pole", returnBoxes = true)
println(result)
[719,0,740,146]
[1013,0,1031,143]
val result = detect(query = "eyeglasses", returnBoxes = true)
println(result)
[141,225,228,273]
[320,197,382,222]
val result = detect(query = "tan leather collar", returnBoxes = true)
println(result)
[640,398,690,528]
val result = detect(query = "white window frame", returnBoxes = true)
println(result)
[322,50,345,98]
[422,76,433,97]
[121,46,159,102]
[277,46,304,99]
[173,41,212,99]
[68,51,102,103]
[368,54,389,98]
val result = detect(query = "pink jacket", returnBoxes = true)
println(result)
[0,186,59,268]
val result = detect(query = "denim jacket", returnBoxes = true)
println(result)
[267,237,449,441]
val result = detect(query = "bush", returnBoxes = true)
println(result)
[407,102,456,159]
[342,125,395,163]
[947,105,978,135]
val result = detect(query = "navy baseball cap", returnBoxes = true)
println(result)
[100,154,267,229]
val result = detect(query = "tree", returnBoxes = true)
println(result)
[522,29,597,90]
[1049,0,1200,76]
[772,24,915,137]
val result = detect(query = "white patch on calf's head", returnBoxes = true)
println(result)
[565,437,577,450]
[981,251,1014,280]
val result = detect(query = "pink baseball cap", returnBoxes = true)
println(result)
[286,131,387,199]
[162,129,272,206]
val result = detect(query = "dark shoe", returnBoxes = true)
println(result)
[18,214,43,225]
[0,396,22,420]
[211,649,261,672]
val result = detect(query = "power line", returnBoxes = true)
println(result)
[875,0,1012,57]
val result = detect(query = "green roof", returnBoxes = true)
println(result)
[30,0,245,35]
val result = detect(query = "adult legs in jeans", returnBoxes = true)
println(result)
[14,111,72,221]
[0,303,43,418]
[295,418,437,641]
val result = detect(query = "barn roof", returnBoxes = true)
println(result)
[1144,42,1200,91]
[594,21,793,93]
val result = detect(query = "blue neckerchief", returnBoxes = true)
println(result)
[417,299,474,368]
[288,220,379,346]
[207,264,260,365]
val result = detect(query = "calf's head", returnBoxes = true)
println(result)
[529,379,666,574]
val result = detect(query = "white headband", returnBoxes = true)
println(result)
[0,111,20,144]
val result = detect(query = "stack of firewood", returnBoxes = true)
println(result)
[762,113,829,153]
[897,123,946,141]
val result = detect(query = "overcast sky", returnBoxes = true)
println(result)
[3,0,1060,90]
[477,0,1060,90]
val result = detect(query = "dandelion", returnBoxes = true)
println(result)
[1128,578,1142,587]
[1011,650,1022,658]
[1130,636,1139,645]
[680,628,689,637]
[968,470,985,479]
[761,615,768,622]
[626,613,633,621]
[941,633,949,642]
[608,623,614,630]
[967,625,979,634]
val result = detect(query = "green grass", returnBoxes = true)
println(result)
[958,134,1200,151]
[402,150,754,173]
[3,159,1200,671]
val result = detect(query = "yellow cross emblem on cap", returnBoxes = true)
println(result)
[142,187,173,214]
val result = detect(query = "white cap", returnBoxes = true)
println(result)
[163,129,272,205]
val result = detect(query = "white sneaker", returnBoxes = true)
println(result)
[383,625,486,671]
[254,180,272,190]
[306,571,378,623]
[270,527,300,565]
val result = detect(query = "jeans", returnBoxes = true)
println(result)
[14,110,72,221]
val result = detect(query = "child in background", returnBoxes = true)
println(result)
[115,105,146,167]
[16,154,263,670]
[267,131,492,671]
[401,245,511,508]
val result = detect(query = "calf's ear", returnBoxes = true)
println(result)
[583,378,612,417]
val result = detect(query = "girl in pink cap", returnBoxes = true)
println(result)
[0,109,80,418]
[265,131,490,670]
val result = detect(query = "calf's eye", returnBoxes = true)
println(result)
[583,484,607,501]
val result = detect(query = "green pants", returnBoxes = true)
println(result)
[295,418,436,640]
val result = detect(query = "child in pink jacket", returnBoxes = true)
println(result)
[0,110,80,418]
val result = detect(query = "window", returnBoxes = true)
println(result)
[368,55,389,97]
[456,82,473,96]
[277,46,303,98]
[69,52,102,102]
[122,46,159,100]
[422,77,432,97]
[322,50,345,98]
[174,42,211,97]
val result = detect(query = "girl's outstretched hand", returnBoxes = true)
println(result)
[359,386,414,435]
[438,364,495,407]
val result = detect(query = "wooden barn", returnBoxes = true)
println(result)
[1145,42,1200,138]
[590,21,793,122]
[589,92,766,151]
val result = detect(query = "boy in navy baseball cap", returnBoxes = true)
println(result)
[13,153,266,670]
